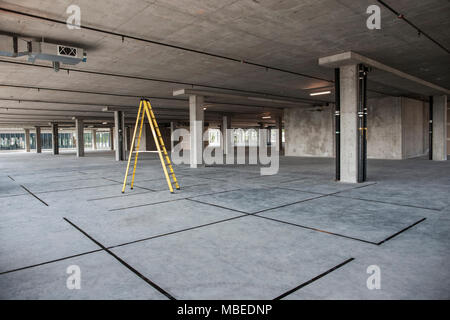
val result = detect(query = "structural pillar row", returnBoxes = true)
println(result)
[189,95,204,168]
[432,95,448,161]
[51,123,59,155]
[35,126,42,154]
[75,119,84,157]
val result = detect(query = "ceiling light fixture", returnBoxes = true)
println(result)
[310,91,331,96]
[262,116,271,119]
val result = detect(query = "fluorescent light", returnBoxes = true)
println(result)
[310,91,331,96]
[262,116,271,119]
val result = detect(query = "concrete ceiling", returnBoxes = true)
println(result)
[0,0,449,127]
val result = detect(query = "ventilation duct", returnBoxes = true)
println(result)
[0,34,87,71]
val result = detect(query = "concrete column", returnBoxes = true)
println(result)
[137,123,147,151]
[258,123,265,148]
[276,115,283,154]
[92,129,97,150]
[35,126,42,153]
[170,121,176,151]
[109,127,114,150]
[51,123,59,155]
[114,111,125,161]
[189,95,204,168]
[432,95,448,160]
[221,115,232,154]
[24,128,30,152]
[340,64,359,183]
[75,119,84,157]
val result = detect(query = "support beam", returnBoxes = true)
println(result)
[221,115,232,155]
[35,126,42,153]
[189,95,204,168]
[24,128,30,152]
[114,111,125,161]
[432,95,448,160]
[75,119,84,157]
[51,123,59,155]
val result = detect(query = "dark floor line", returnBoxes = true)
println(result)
[109,197,185,211]
[186,198,251,215]
[20,185,49,206]
[253,193,332,214]
[377,218,426,245]
[87,190,154,201]
[331,194,442,212]
[275,186,327,195]
[63,217,175,300]
[108,187,242,211]
[252,215,378,245]
[0,249,103,275]
[33,183,122,195]
[7,175,15,181]
[107,214,248,250]
[333,182,378,194]
[273,258,355,300]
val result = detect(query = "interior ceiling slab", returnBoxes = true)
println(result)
[0,0,448,123]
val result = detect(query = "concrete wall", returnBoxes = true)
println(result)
[367,96,402,159]
[284,106,334,157]
[145,125,172,151]
[401,97,428,159]
[284,96,428,160]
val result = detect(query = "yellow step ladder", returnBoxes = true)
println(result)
[122,98,180,193]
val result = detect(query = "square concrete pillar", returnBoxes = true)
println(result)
[170,121,176,151]
[51,123,59,155]
[35,126,42,153]
[75,119,84,157]
[136,123,147,151]
[340,64,359,183]
[221,115,232,154]
[114,111,125,161]
[109,127,114,150]
[432,95,448,160]
[92,129,97,150]
[189,95,204,168]
[24,128,30,152]
[276,115,283,154]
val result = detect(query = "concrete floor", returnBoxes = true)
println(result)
[0,151,449,300]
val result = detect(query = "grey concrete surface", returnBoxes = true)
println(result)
[0,151,449,299]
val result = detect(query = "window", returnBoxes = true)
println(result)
[95,131,110,149]
[84,132,92,148]
[0,133,25,150]
[30,133,52,149]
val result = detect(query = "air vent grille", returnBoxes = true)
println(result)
[58,45,77,57]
